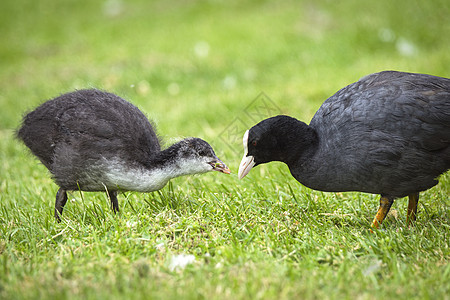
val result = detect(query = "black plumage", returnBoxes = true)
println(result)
[18,89,230,221]
[238,71,450,228]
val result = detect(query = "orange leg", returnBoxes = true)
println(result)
[406,192,419,226]
[371,196,394,229]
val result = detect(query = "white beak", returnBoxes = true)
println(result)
[238,155,255,179]
[238,130,255,179]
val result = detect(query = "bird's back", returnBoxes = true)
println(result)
[303,71,450,196]
[17,89,161,190]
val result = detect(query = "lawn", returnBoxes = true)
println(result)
[0,0,449,299]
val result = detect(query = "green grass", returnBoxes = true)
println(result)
[1,0,449,299]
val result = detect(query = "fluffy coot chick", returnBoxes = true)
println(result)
[238,71,450,228]
[18,89,230,221]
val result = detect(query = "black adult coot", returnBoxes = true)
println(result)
[17,89,230,221]
[238,71,450,228]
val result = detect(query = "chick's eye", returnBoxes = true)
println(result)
[252,140,257,146]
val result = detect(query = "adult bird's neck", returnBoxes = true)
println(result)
[279,121,319,166]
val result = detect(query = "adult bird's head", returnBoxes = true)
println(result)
[238,115,316,180]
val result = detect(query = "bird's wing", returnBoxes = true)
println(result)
[311,71,450,151]
[56,93,161,165]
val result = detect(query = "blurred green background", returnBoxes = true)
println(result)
[1,0,449,299]
[1,0,449,141]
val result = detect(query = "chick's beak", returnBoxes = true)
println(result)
[209,158,231,174]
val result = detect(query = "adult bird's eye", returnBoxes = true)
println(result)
[252,140,257,146]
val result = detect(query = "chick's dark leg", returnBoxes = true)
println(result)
[371,196,394,229]
[55,188,68,222]
[406,192,419,226]
[108,190,119,214]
